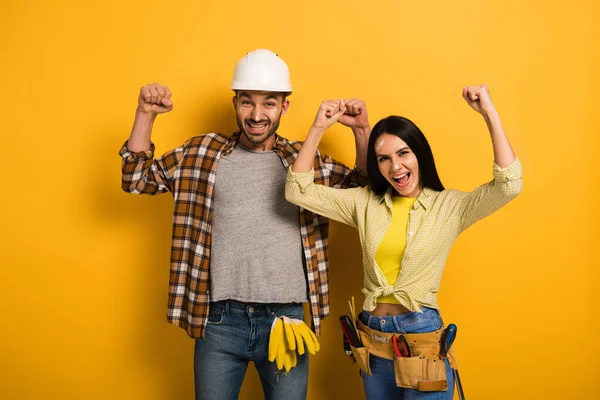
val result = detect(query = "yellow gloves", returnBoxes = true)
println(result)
[282,316,320,355]
[268,317,297,372]
[268,316,320,372]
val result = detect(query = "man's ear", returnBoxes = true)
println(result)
[281,98,290,116]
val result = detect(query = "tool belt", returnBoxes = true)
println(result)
[348,320,458,392]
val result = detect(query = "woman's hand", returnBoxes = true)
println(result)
[311,100,347,130]
[462,84,496,116]
[463,84,516,167]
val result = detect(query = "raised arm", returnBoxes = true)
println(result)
[337,98,371,173]
[462,84,516,167]
[120,83,180,195]
[127,83,174,152]
[458,84,522,231]
[292,99,347,173]
[287,100,367,227]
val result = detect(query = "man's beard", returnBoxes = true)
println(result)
[236,113,282,144]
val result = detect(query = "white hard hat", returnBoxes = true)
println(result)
[231,49,292,93]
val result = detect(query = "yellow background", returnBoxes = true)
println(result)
[1,0,598,399]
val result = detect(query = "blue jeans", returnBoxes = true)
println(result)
[194,300,308,400]
[359,308,454,400]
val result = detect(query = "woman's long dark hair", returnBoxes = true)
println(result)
[367,116,444,195]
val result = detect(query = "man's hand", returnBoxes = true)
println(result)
[337,98,369,131]
[137,82,173,115]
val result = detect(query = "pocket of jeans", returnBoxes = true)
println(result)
[428,311,443,332]
[400,311,441,334]
[393,355,448,391]
[207,307,225,325]
[350,345,371,376]
[277,304,304,320]
[400,316,435,333]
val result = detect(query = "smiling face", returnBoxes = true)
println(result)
[233,90,289,150]
[375,133,421,198]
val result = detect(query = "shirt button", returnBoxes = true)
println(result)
[408,231,414,236]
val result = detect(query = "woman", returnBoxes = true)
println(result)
[285,85,522,399]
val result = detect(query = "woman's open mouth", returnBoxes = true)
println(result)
[392,172,410,189]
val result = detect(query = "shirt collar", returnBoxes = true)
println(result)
[379,186,436,211]
[223,132,290,156]
[414,187,435,210]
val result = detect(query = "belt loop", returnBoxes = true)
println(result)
[392,315,402,332]
[265,304,272,317]
[225,301,230,315]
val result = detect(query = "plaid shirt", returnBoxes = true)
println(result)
[120,131,364,338]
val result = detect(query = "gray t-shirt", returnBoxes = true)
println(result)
[209,144,308,303]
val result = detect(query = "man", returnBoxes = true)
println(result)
[119,49,371,399]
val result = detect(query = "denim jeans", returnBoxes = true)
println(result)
[359,307,454,400]
[194,300,308,400]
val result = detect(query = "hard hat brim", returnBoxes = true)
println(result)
[231,82,292,93]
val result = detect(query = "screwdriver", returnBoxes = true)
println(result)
[440,324,465,400]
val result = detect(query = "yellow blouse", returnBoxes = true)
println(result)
[375,196,416,304]
[285,159,522,312]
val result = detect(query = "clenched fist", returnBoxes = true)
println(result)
[310,98,370,131]
[462,84,496,116]
[311,100,347,130]
[138,83,173,115]
[337,98,369,130]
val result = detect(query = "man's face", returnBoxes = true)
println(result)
[233,91,289,147]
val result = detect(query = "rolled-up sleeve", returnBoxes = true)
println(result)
[493,158,523,190]
[285,167,364,228]
[120,141,183,195]
[458,158,523,231]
